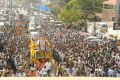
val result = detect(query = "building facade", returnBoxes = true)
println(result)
[102,0,116,21]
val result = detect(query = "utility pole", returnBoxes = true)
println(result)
[93,1,96,36]
[115,0,120,23]
[114,0,120,39]
[8,0,13,28]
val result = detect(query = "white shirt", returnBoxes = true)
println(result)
[45,62,51,70]
[107,68,114,76]
[117,72,120,77]
[22,72,26,77]
[36,71,41,77]
[42,68,47,76]
[115,55,120,61]
[17,72,26,77]
[61,53,64,59]
[66,68,70,75]
[90,73,95,77]
[71,67,77,76]
[17,73,22,77]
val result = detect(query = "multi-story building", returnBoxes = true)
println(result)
[40,0,51,4]
[115,0,120,22]
[102,0,116,21]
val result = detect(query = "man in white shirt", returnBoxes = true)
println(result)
[107,68,114,77]
[42,66,48,77]
[71,66,77,76]
[44,60,52,76]
[116,70,120,77]
[60,52,64,64]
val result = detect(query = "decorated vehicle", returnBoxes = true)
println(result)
[29,32,52,65]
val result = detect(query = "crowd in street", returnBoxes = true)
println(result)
[46,26,120,77]
[0,24,120,77]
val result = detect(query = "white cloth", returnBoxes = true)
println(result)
[66,68,70,75]
[45,62,51,71]
[17,72,26,77]
[117,73,120,77]
[17,73,22,77]
[42,68,48,76]
[107,68,114,77]
[36,71,41,77]
[71,67,77,76]
[90,73,95,77]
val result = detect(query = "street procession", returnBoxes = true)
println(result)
[0,0,120,77]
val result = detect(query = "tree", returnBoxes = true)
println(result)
[59,0,83,24]
[59,9,82,24]
[77,0,103,32]
[48,3,61,16]
[77,0,103,14]
[59,0,103,31]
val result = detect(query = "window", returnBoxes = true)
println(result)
[104,4,114,9]
[112,17,115,21]
[118,4,120,14]
[117,15,120,22]
[36,52,41,59]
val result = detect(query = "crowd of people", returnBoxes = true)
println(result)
[0,24,120,77]
[48,27,120,77]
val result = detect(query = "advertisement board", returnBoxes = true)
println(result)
[113,22,120,30]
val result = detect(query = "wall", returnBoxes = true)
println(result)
[102,10,115,21]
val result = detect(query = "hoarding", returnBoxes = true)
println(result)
[113,22,120,30]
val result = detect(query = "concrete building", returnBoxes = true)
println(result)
[102,0,116,21]
[115,0,120,22]
[40,0,51,4]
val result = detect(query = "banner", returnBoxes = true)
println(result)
[39,38,46,50]
[113,22,120,30]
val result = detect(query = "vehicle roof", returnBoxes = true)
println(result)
[97,22,107,25]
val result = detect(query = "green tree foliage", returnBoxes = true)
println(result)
[77,0,103,14]
[48,3,61,16]
[65,0,79,10]
[59,9,82,24]
[59,0,103,31]
[76,0,103,32]
[59,0,83,24]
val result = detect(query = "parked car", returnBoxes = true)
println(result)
[96,22,108,33]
